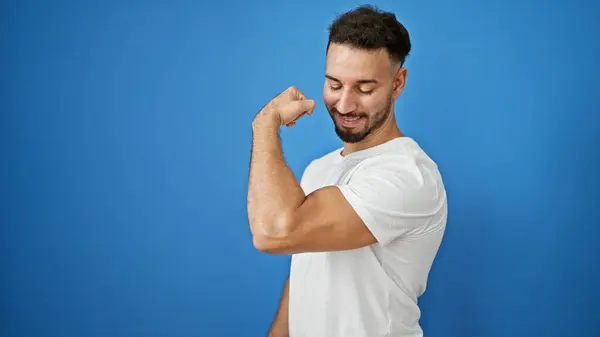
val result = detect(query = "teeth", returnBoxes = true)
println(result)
[343,117,359,121]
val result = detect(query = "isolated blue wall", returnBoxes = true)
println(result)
[1,0,599,336]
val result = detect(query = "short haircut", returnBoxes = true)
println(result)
[327,5,412,66]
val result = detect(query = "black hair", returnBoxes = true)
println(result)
[327,5,411,66]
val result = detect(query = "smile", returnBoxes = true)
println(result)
[337,115,364,127]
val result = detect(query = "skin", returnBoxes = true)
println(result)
[247,42,408,255]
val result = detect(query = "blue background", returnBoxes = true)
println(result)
[2,0,599,336]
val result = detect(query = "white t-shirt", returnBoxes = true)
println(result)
[288,136,447,337]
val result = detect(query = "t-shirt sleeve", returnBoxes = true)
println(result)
[335,154,445,246]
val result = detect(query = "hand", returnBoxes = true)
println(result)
[255,86,316,128]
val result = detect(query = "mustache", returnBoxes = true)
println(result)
[328,107,367,119]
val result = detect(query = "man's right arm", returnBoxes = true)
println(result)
[267,277,289,337]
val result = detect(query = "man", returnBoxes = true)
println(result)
[247,5,447,337]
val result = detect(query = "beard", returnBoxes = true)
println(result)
[326,94,393,143]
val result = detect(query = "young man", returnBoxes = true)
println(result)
[247,5,448,337]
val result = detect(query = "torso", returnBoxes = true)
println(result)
[288,137,447,337]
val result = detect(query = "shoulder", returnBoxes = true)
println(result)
[343,141,446,215]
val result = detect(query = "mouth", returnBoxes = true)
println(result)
[336,114,364,128]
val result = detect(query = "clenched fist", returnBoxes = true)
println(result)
[254,86,317,128]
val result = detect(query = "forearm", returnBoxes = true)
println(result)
[268,278,290,337]
[247,115,306,238]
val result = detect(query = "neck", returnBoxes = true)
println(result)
[340,117,404,156]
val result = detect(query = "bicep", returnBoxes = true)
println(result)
[290,186,378,252]
[254,186,377,254]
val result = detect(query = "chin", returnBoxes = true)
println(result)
[335,126,369,143]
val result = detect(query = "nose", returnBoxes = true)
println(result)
[335,90,358,115]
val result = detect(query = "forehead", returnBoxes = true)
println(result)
[325,43,393,82]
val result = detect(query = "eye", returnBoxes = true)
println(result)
[359,88,374,95]
[329,85,342,91]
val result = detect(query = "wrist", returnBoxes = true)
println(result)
[252,109,281,131]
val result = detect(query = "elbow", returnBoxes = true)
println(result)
[252,234,279,254]
[252,234,290,255]
[251,213,295,254]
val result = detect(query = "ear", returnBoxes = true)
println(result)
[392,67,408,100]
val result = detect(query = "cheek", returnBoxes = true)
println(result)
[364,100,380,113]
[322,90,337,106]
[365,93,389,112]
[346,96,369,112]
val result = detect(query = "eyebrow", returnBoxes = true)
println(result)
[325,74,378,85]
